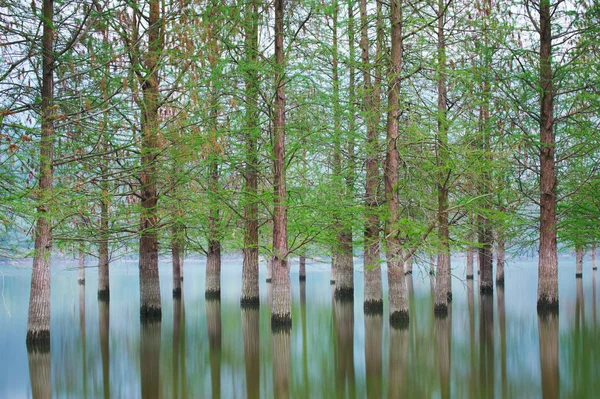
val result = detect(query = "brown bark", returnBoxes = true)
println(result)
[140,319,161,399]
[271,0,291,329]
[242,307,260,399]
[364,313,383,399]
[299,256,306,281]
[360,0,383,313]
[537,0,558,313]
[138,0,162,320]
[575,246,583,278]
[496,238,506,286]
[593,244,597,270]
[98,298,110,399]
[466,241,474,279]
[385,0,409,328]
[435,0,452,314]
[241,0,260,308]
[172,224,183,298]
[538,312,559,399]
[205,237,221,299]
[27,0,54,349]
[206,299,221,399]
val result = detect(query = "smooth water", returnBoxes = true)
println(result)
[0,255,599,398]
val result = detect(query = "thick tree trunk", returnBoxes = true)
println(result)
[205,239,221,299]
[27,348,51,399]
[364,313,383,399]
[26,0,54,349]
[78,245,85,284]
[242,307,260,399]
[538,312,559,399]
[575,247,583,278]
[299,256,306,281]
[172,224,183,298]
[140,319,161,399]
[537,0,558,313]
[360,0,382,313]
[138,0,162,321]
[496,238,505,286]
[335,233,354,299]
[385,0,409,328]
[98,298,110,399]
[206,299,221,399]
[241,0,260,308]
[271,0,291,329]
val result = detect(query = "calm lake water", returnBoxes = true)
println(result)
[0,255,598,398]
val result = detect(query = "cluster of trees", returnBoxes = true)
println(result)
[1,0,599,347]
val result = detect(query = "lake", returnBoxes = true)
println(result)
[0,255,598,398]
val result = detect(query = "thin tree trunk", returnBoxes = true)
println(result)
[266,256,273,282]
[242,307,260,399]
[496,238,506,286]
[26,0,54,349]
[206,299,221,399]
[537,0,558,313]
[138,0,162,320]
[435,0,452,314]
[98,298,110,399]
[466,239,474,279]
[385,0,409,328]
[576,246,583,278]
[241,0,260,307]
[172,224,183,298]
[271,0,291,329]
[360,0,382,314]
[78,244,85,285]
[299,256,306,281]
[593,244,597,270]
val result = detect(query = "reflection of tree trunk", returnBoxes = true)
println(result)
[407,273,414,302]
[538,313,559,399]
[206,299,221,399]
[299,256,306,281]
[99,299,110,399]
[300,281,309,394]
[79,284,87,397]
[334,299,355,398]
[593,270,597,327]
[479,293,494,399]
[242,306,260,399]
[27,348,51,399]
[576,276,585,331]
[140,320,161,399]
[364,313,382,399]
[272,330,291,399]
[576,247,583,278]
[467,279,476,399]
[173,296,183,399]
[434,313,450,399]
[498,285,507,399]
[388,325,408,398]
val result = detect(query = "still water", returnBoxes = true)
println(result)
[0,255,599,398]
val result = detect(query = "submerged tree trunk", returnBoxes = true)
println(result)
[388,316,409,397]
[360,0,382,314]
[385,0,409,328]
[272,330,291,398]
[434,0,452,315]
[27,0,54,349]
[27,348,51,399]
[172,224,183,298]
[538,312,559,399]
[99,298,110,399]
[364,313,383,399]
[496,238,505,286]
[576,247,583,278]
[240,0,260,308]
[299,256,306,281]
[536,0,558,313]
[206,299,221,399]
[479,291,494,398]
[138,0,162,320]
[270,0,291,329]
[333,298,355,397]
[140,319,161,399]
[435,312,451,399]
[242,306,260,399]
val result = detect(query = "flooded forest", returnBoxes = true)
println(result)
[1,0,599,397]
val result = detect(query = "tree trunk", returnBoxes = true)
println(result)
[266,256,273,282]
[172,224,183,298]
[536,0,558,313]
[385,0,409,328]
[205,239,221,299]
[98,297,110,399]
[206,299,221,399]
[360,0,383,314]
[496,238,506,286]
[242,307,260,399]
[271,0,291,329]
[27,0,54,349]
[98,190,110,301]
[241,0,260,308]
[78,244,85,285]
[299,256,306,281]
[575,246,583,278]
[593,244,597,270]
[138,0,162,320]
[466,234,475,279]
[435,0,452,315]
[335,233,354,299]
[405,253,413,275]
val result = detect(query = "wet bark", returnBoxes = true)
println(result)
[364,313,383,399]
[435,0,452,314]
[536,0,558,314]
[334,233,354,299]
[241,0,260,308]
[206,299,221,399]
[98,299,110,399]
[360,0,382,313]
[242,307,260,399]
[575,246,583,278]
[271,0,291,330]
[496,238,506,286]
[138,0,162,321]
[27,0,54,350]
